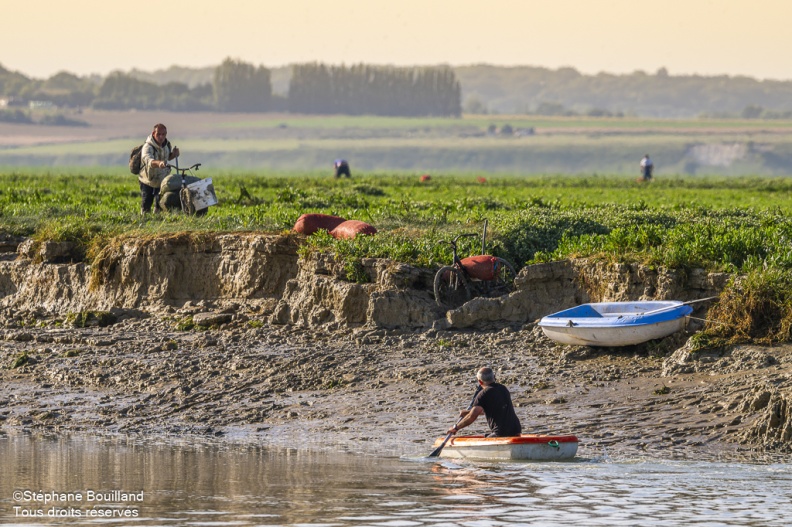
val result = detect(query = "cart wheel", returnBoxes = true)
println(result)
[487,258,517,297]
[434,266,471,309]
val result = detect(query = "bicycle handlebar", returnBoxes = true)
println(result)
[439,233,478,246]
[166,163,201,172]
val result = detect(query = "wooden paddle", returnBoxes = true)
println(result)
[428,385,482,458]
[639,296,720,316]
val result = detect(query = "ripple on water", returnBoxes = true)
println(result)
[1,435,790,527]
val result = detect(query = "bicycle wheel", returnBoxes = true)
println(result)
[434,266,471,308]
[487,258,517,297]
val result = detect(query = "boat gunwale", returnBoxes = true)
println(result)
[539,302,693,329]
[435,434,579,448]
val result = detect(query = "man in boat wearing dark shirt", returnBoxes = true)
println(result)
[448,367,522,437]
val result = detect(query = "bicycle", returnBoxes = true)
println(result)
[433,224,517,309]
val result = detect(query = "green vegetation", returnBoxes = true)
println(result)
[10,352,29,369]
[703,268,792,344]
[174,316,195,332]
[5,170,792,345]
[4,171,792,271]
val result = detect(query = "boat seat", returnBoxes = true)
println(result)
[569,305,604,318]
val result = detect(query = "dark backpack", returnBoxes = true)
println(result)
[129,140,170,174]
[129,144,144,174]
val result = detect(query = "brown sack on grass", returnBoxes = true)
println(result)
[460,255,498,281]
[330,220,378,239]
[293,213,346,235]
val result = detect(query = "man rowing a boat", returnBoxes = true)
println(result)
[448,367,522,438]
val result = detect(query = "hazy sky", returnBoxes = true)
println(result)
[3,0,790,80]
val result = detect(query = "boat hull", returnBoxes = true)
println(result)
[539,301,693,347]
[433,434,578,461]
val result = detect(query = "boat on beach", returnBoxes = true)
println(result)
[432,434,579,461]
[538,300,694,347]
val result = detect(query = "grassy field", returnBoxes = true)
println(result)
[3,111,792,174]
[2,169,792,264]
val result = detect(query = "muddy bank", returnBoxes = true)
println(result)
[1,318,791,459]
[0,233,790,458]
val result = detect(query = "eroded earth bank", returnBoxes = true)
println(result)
[0,233,790,459]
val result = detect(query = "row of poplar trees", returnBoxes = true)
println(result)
[91,59,271,112]
[91,60,461,116]
[288,63,461,117]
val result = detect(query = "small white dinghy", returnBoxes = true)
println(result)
[539,300,694,347]
[433,434,579,461]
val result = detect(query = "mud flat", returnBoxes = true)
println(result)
[0,234,790,459]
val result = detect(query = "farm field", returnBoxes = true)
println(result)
[1,169,791,263]
[2,110,792,174]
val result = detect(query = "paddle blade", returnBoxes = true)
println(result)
[428,433,452,458]
[428,385,480,458]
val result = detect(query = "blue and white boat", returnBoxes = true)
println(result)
[538,300,694,347]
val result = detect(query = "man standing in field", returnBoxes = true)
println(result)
[639,154,654,182]
[138,123,180,213]
[448,367,522,438]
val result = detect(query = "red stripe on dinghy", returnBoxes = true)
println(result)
[433,434,578,448]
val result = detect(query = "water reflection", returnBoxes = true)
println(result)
[1,434,790,526]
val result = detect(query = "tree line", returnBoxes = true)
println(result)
[0,59,461,117]
[455,65,792,118]
[6,60,792,119]
[288,63,460,116]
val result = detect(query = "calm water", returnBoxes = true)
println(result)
[0,434,790,526]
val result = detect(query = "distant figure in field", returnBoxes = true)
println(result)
[334,159,351,178]
[639,154,654,182]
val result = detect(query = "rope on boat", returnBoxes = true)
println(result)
[547,440,560,449]
[688,316,736,327]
